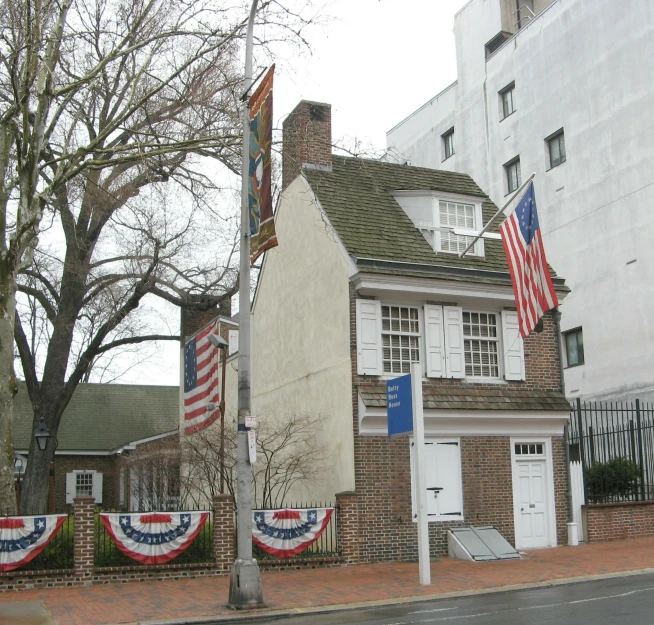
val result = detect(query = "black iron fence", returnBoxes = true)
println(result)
[21,513,74,571]
[251,501,338,560]
[94,510,214,567]
[567,398,654,503]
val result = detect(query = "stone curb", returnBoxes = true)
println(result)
[132,567,654,625]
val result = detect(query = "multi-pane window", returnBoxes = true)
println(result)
[76,472,94,497]
[505,158,521,193]
[382,305,420,374]
[463,312,499,378]
[439,201,476,254]
[515,443,544,455]
[564,327,584,367]
[500,83,515,119]
[442,128,455,160]
[547,130,566,168]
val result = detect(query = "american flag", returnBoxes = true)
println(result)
[499,181,558,337]
[183,319,220,435]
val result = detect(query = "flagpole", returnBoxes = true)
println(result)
[458,172,536,259]
[227,0,265,609]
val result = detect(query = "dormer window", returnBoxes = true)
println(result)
[391,191,485,258]
[439,201,476,254]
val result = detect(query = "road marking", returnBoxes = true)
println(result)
[408,585,654,621]
[409,608,457,614]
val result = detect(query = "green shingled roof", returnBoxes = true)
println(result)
[303,156,563,284]
[13,383,178,453]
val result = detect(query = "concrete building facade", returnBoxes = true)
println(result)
[387,0,654,403]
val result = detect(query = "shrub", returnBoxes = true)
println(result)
[586,458,641,503]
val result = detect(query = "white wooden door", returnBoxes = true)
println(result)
[514,460,549,549]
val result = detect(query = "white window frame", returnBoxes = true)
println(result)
[462,310,501,380]
[410,437,464,523]
[431,194,485,258]
[66,470,103,504]
[381,304,422,375]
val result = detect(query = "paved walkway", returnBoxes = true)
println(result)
[2,537,654,625]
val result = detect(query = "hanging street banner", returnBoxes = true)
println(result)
[100,512,209,565]
[387,373,413,438]
[0,515,66,572]
[252,508,333,558]
[249,64,277,264]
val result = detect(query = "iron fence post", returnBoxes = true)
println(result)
[576,398,587,501]
[635,399,646,501]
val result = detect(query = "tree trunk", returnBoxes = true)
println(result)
[0,256,18,515]
[20,425,55,515]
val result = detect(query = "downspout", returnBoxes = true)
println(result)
[555,308,575,538]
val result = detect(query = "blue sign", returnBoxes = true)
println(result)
[387,373,413,439]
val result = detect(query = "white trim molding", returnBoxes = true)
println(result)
[510,436,558,550]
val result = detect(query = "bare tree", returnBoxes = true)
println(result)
[181,412,328,510]
[0,0,323,513]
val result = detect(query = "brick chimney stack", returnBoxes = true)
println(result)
[180,295,232,342]
[282,100,332,191]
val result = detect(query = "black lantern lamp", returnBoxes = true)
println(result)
[34,418,51,451]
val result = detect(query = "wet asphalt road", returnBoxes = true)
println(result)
[235,572,654,625]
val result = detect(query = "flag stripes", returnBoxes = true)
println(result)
[183,318,221,435]
[499,181,558,337]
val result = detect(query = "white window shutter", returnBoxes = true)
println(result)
[443,306,466,378]
[424,305,446,378]
[411,438,463,521]
[356,299,383,376]
[65,472,75,504]
[91,471,103,504]
[502,310,525,381]
[228,329,239,355]
[433,440,463,519]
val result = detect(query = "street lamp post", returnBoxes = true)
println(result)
[207,334,229,494]
[227,0,265,609]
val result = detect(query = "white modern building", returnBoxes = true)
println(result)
[387,0,654,404]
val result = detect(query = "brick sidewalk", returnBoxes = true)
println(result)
[3,537,654,625]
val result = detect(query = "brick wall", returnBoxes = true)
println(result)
[348,286,568,561]
[212,494,235,571]
[55,456,119,513]
[583,501,654,542]
[73,496,95,579]
[282,100,332,191]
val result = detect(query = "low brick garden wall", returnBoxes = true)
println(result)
[583,500,654,542]
[0,493,354,592]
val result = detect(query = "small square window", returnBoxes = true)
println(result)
[500,83,515,120]
[564,327,584,367]
[442,128,455,161]
[547,130,566,168]
[504,157,521,193]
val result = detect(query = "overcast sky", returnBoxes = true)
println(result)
[126,0,469,387]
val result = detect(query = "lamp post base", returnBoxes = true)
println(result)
[226,559,266,610]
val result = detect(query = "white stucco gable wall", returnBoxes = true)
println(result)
[250,174,356,502]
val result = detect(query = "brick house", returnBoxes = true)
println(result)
[13,383,179,513]
[249,100,572,560]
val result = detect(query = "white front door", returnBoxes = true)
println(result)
[514,459,549,549]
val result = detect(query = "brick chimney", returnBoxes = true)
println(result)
[282,100,332,191]
[180,295,232,342]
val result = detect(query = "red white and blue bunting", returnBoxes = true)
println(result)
[0,515,66,572]
[100,512,209,565]
[252,508,334,558]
